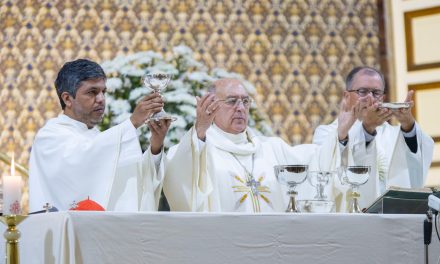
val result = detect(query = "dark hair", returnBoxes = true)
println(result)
[55,59,106,109]
[345,66,385,91]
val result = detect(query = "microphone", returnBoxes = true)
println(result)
[424,210,433,264]
[424,211,432,245]
[423,193,440,264]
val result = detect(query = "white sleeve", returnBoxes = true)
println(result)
[312,124,333,145]
[164,127,211,211]
[29,121,134,211]
[117,119,143,167]
[140,146,165,211]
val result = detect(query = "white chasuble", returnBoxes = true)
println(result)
[313,119,434,211]
[29,114,164,212]
[164,125,341,212]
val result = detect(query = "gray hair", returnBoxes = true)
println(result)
[345,66,385,91]
[55,59,106,109]
[207,78,245,94]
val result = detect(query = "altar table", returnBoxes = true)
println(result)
[1,212,439,264]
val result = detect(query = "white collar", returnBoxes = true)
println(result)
[207,124,259,155]
[58,113,96,132]
[211,124,249,144]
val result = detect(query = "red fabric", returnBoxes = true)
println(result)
[70,198,105,211]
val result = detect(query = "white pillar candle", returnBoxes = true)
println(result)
[3,176,22,215]
[2,155,22,215]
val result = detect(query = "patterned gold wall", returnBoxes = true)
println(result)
[0,0,380,209]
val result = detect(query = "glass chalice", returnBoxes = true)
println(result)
[296,171,336,213]
[308,171,336,200]
[339,166,371,213]
[274,165,308,213]
[142,72,177,122]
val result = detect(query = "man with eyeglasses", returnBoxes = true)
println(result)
[164,78,358,212]
[313,66,434,211]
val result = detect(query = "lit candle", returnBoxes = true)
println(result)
[3,154,22,215]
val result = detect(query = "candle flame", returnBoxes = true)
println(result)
[11,153,15,176]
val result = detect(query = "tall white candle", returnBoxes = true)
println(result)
[3,155,22,215]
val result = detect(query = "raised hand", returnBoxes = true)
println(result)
[148,119,171,155]
[392,90,415,132]
[361,95,392,134]
[337,97,358,140]
[195,93,220,141]
[130,93,164,128]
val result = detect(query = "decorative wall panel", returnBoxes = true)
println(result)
[404,6,440,71]
[409,81,440,171]
[0,0,380,211]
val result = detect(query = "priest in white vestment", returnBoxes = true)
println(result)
[29,59,171,212]
[164,78,361,212]
[313,67,434,211]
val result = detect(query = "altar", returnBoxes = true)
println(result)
[1,212,439,264]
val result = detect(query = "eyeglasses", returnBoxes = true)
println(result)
[348,88,385,98]
[218,97,253,108]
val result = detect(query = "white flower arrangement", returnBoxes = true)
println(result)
[100,45,272,150]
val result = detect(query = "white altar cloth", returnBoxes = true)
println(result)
[0,212,439,264]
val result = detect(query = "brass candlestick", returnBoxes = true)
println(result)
[0,215,28,264]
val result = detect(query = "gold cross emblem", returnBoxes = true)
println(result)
[232,174,271,212]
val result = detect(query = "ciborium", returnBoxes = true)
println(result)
[0,215,28,264]
[274,165,308,213]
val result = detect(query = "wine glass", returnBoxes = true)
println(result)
[308,171,336,200]
[338,166,370,213]
[274,165,308,213]
[294,171,336,213]
[142,72,177,122]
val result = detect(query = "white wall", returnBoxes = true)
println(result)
[386,0,440,187]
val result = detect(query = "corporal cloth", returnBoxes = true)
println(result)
[313,119,434,211]
[164,125,342,212]
[29,114,164,212]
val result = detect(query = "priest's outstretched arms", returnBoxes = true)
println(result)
[313,66,434,212]
[164,78,359,212]
[29,59,171,212]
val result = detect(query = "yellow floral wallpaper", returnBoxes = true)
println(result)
[0,0,380,211]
